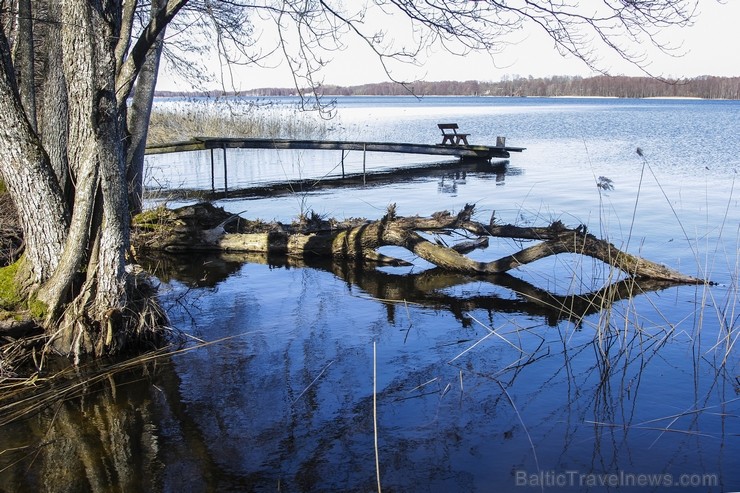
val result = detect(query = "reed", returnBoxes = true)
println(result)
[147,98,335,146]
[373,340,382,493]
[438,146,738,475]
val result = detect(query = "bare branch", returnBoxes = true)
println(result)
[115,0,187,105]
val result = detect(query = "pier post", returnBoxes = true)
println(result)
[210,149,215,192]
[222,145,228,196]
[363,144,366,185]
[341,150,345,178]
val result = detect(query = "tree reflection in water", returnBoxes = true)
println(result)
[1,252,736,492]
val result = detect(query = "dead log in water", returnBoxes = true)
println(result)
[131,202,704,284]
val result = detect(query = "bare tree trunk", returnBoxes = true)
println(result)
[36,1,131,356]
[127,0,168,215]
[13,0,36,131]
[0,27,68,284]
[35,0,71,201]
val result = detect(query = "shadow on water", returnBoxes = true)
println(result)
[0,250,737,492]
[145,157,518,201]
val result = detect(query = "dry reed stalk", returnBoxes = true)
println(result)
[498,380,541,475]
[373,340,382,493]
[448,313,530,365]
[291,359,334,404]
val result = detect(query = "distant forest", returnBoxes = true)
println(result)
[156,75,740,100]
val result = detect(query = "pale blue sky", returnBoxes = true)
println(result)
[157,1,740,91]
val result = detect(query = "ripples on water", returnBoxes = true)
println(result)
[2,97,738,492]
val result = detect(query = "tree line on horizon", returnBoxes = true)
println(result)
[156,75,740,100]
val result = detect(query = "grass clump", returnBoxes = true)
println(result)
[132,205,173,230]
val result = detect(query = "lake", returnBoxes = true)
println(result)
[1,96,738,492]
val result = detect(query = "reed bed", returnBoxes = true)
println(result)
[147,98,337,146]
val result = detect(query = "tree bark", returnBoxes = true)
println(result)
[13,0,36,131]
[35,0,72,203]
[0,27,68,284]
[37,0,132,357]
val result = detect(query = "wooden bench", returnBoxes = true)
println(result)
[438,123,470,146]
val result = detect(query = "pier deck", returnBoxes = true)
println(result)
[146,136,525,161]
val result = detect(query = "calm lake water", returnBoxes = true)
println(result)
[2,97,738,492]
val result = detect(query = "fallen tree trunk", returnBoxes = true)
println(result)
[132,203,704,284]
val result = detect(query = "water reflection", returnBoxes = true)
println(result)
[139,252,685,328]
[1,256,736,492]
[145,154,516,202]
[0,366,166,492]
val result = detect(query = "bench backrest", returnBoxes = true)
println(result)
[438,123,459,134]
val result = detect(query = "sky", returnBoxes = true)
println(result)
[156,1,740,92]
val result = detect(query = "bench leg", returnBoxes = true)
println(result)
[441,135,454,145]
[456,136,469,146]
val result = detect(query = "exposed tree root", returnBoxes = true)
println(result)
[47,265,169,363]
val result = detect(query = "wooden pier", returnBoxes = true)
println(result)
[146,136,524,160]
[145,135,525,194]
